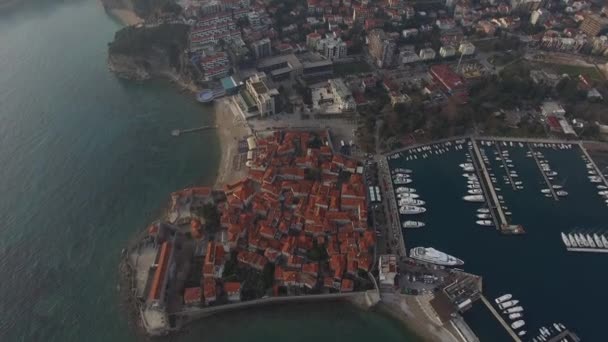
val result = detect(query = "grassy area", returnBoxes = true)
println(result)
[473,38,499,53]
[488,52,521,67]
[502,59,605,82]
[334,61,372,76]
[534,62,604,81]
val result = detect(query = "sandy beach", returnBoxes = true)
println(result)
[377,294,460,342]
[213,97,251,187]
[107,8,143,26]
[98,0,143,26]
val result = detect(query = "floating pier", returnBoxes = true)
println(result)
[494,143,517,191]
[527,143,558,201]
[579,142,608,187]
[171,125,217,136]
[470,139,507,228]
[566,248,608,253]
[547,329,581,342]
[480,295,522,342]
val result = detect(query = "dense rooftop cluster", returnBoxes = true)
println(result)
[218,130,375,296]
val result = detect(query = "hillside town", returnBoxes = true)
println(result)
[113,0,608,339]
[131,130,402,334]
[112,0,608,153]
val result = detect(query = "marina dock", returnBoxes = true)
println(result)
[470,139,508,228]
[547,329,581,342]
[566,247,608,253]
[171,125,217,136]
[494,143,517,191]
[579,142,608,187]
[527,143,559,201]
[479,295,522,342]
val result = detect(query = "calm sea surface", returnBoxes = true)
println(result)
[0,1,418,341]
[388,140,608,341]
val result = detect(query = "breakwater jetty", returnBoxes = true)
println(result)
[171,125,217,136]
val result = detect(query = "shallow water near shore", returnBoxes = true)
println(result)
[0,1,420,341]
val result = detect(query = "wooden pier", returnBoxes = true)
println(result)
[480,295,522,342]
[470,139,508,227]
[527,143,559,201]
[171,125,217,136]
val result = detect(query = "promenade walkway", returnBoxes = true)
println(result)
[377,156,407,257]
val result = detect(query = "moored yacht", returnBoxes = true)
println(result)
[504,306,523,314]
[399,198,426,206]
[495,294,512,303]
[463,195,485,202]
[586,234,596,248]
[397,193,420,199]
[561,232,571,247]
[499,300,519,310]
[393,168,413,174]
[394,177,413,185]
[511,320,525,330]
[396,187,416,193]
[594,233,602,248]
[409,247,464,266]
[568,234,578,247]
[399,205,426,215]
[402,221,425,229]
[476,220,493,226]
[509,313,522,320]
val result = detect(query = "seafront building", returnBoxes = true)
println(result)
[236,72,279,118]
[199,51,230,80]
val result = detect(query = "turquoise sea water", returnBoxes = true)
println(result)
[0,2,418,341]
[388,140,608,341]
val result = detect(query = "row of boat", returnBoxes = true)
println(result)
[496,295,570,342]
[477,148,514,221]
[529,150,569,199]
[561,232,608,249]
[388,140,468,161]
[479,140,573,150]
[494,294,526,336]
[392,169,428,224]
[532,323,568,342]
[582,156,608,207]
[492,147,525,190]
[459,159,495,227]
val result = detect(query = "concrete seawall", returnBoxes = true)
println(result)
[177,291,380,324]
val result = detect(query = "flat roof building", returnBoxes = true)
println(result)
[257,54,303,83]
[580,14,608,37]
[239,73,279,118]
